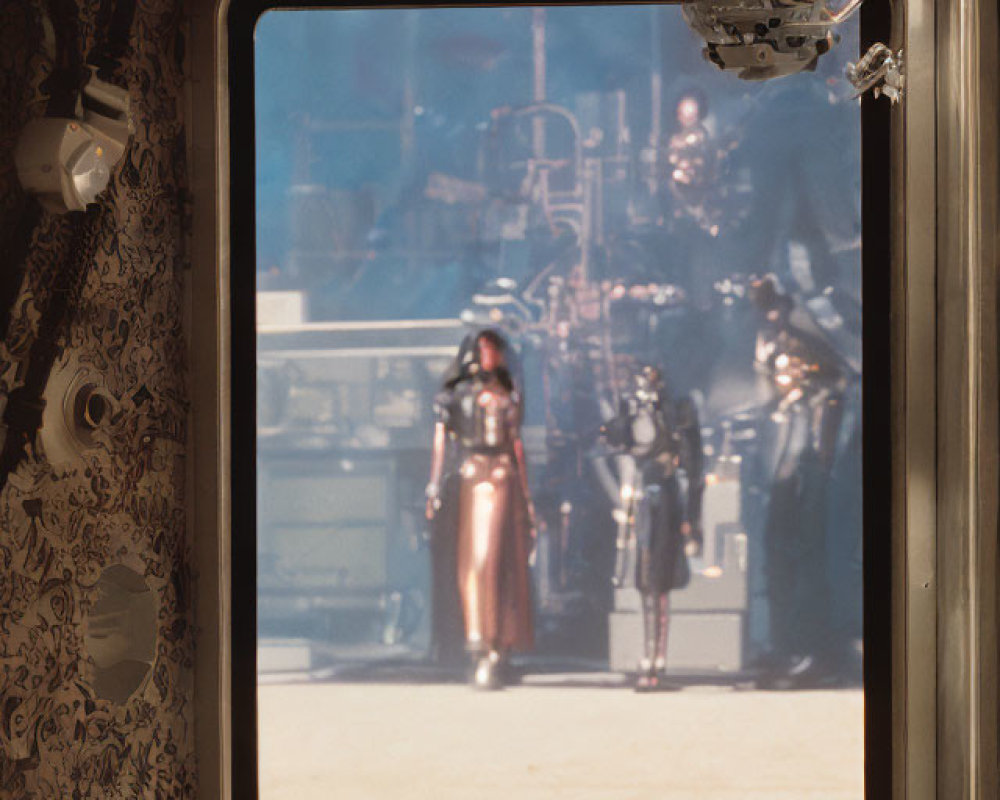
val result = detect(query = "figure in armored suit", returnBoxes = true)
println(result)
[748,276,850,688]
[602,365,704,691]
[666,91,725,238]
[426,329,537,689]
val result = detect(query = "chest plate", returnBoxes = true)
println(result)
[451,378,518,449]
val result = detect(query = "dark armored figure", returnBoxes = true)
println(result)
[748,275,852,688]
[602,365,704,691]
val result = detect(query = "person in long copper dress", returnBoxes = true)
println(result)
[425,329,537,689]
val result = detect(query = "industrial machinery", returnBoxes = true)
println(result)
[255,4,863,680]
[682,0,862,80]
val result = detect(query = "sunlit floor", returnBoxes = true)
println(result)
[258,680,863,800]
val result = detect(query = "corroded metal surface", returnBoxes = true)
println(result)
[0,1,195,796]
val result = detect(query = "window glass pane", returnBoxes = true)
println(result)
[255,6,863,798]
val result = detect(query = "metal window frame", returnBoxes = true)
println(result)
[185,0,1000,797]
[927,1,999,798]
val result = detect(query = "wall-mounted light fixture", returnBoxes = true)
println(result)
[14,71,133,213]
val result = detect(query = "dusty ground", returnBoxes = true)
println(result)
[258,680,863,800]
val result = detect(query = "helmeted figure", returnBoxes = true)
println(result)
[665,91,726,238]
[602,365,704,691]
[748,275,850,688]
[425,329,536,689]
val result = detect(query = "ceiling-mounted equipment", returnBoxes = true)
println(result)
[681,0,862,80]
[14,71,133,213]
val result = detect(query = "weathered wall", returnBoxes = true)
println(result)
[0,1,195,797]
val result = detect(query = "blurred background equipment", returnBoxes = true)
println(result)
[255,5,862,684]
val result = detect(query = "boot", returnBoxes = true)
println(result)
[635,593,660,692]
[472,648,502,691]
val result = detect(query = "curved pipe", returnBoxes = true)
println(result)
[826,0,863,24]
[509,103,584,188]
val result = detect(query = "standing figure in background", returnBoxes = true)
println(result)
[602,365,704,691]
[666,89,725,238]
[748,276,849,689]
[425,329,537,689]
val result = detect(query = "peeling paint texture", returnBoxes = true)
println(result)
[0,1,195,796]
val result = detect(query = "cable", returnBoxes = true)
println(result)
[0,0,135,491]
